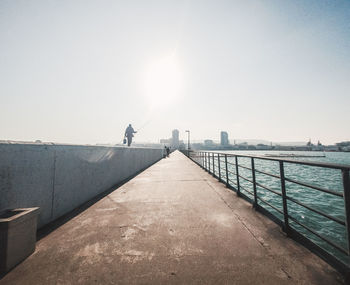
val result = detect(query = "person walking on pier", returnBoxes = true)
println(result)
[164,146,170,157]
[124,124,137,147]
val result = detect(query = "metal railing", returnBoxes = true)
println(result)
[183,150,350,276]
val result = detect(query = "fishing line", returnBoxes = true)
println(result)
[117,117,154,145]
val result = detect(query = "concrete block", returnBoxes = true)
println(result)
[0,207,39,274]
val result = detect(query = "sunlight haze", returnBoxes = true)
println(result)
[1,0,349,145]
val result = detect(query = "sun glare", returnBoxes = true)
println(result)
[143,55,183,109]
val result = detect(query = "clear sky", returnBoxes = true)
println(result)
[1,0,349,145]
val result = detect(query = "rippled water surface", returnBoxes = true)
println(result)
[208,151,350,264]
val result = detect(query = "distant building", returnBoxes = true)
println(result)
[220,131,229,146]
[204,139,214,146]
[160,129,180,149]
[336,141,350,147]
[256,144,271,150]
[336,141,350,152]
[237,142,248,150]
[172,129,179,149]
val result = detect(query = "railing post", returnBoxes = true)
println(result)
[342,169,350,255]
[204,152,207,170]
[208,153,211,173]
[225,154,229,187]
[212,153,215,177]
[279,161,290,234]
[235,156,240,195]
[251,157,258,208]
[218,154,221,181]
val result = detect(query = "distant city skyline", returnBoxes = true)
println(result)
[220,131,229,146]
[1,1,349,145]
[1,137,338,147]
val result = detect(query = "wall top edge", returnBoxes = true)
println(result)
[0,141,163,150]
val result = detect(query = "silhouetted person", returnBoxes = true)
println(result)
[164,146,170,157]
[125,124,137,147]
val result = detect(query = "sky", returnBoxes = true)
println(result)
[1,0,349,145]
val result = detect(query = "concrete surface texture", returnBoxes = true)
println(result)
[0,208,39,273]
[0,151,344,284]
[0,143,163,228]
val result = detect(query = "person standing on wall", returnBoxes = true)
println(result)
[124,124,137,147]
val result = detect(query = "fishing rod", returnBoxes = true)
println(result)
[135,118,152,133]
[118,118,153,145]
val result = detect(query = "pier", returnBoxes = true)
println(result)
[0,151,343,284]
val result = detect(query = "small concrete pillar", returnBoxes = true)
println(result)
[0,207,40,274]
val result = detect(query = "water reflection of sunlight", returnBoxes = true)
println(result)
[143,55,183,110]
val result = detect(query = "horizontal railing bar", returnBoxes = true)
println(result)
[238,164,252,171]
[199,151,350,170]
[254,168,281,179]
[238,174,254,184]
[285,177,343,197]
[255,182,282,197]
[288,215,349,255]
[227,169,237,176]
[257,196,284,215]
[240,185,254,196]
[228,178,237,185]
[205,153,343,198]
[286,195,346,226]
[198,152,346,227]
[226,161,236,167]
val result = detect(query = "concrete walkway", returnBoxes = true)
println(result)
[0,151,344,284]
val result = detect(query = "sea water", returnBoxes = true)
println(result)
[219,151,350,265]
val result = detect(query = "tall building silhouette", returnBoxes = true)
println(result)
[220,131,229,146]
[172,129,179,149]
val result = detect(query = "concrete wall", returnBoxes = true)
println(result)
[0,143,163,228]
